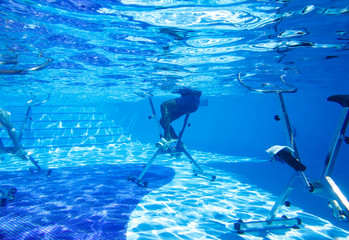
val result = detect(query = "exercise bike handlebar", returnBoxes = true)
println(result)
[19,93,51,141]
[237,72,307,185]
[237,73,298,94]
[0,51,53,75]
[26,93,51,107]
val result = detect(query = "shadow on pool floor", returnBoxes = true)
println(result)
[0,163,175,240]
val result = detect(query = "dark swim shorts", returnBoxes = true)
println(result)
[175,95,200,113]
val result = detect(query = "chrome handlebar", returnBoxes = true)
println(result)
[237,73,297,94]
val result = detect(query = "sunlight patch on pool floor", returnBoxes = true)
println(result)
[123,146,349,240]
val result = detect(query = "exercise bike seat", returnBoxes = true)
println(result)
[267,145,306,172]
[328,95,349,108]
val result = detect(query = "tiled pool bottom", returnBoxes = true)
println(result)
[1,142,348,240]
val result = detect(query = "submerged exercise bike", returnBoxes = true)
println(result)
[0,94,52,205]
[128,92,216,187]
[233,73,349,233]
[0,93,52,176]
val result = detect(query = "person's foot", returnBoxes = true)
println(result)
[156,138,176,149]
[156,138,168,148]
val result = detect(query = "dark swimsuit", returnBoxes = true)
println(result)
[174,89,201,114]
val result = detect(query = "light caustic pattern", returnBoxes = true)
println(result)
[126,148,349,240]
[1,0,349,102]
[1,142,349,239]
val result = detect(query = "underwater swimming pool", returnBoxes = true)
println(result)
[1,0,349,239]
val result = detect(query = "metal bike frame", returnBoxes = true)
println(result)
[234,73,349,233]
[128,93,215,187]
[19,93,50,141]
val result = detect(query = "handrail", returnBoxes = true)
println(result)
[237,73,299,152]
[0,51,53,75]
[19,93,51,141]
[237,73,297,94]
[27,92,51,107]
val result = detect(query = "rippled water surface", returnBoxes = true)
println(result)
[1,0,348,102]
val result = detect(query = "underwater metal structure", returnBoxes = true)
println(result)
[0,48,52,75]
[128,92,216,187]
[19,93,51,141]
[234,73,349,233]
[0,93,52,175]
[0,94,52,206]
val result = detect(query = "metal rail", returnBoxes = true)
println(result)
[234,75,349,234]
[19,93,51,141]
[0,49,53,75]
[237,73,297,94]
[237,73,300,158]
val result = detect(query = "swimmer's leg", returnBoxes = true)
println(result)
[160,99,177,140]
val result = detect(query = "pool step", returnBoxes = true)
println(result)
[0,105,135,151]
[1,126,123,138]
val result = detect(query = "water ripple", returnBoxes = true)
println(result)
[114,6,279,31]
[1,0,348,104]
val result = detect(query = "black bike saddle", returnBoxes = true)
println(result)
[327,95,349,108]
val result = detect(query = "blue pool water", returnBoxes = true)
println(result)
[1,0,349,239]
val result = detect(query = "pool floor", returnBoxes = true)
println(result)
[1,142,349,240]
